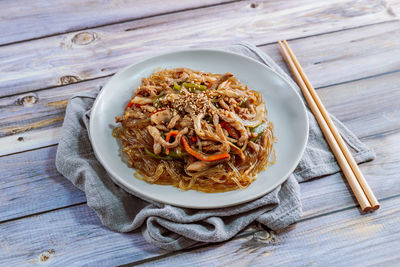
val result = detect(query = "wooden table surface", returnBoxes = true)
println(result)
[1,0,400,266]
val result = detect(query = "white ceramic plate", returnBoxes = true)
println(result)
[90,49,309,209]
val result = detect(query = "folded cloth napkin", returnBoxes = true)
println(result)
[55,42,375,251]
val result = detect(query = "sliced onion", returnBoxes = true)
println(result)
[132,96,153,105]
[193,114,206,138]
[233,104,265,127]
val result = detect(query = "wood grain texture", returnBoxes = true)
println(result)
[0,145,86,222]
[0,78,104,139]
[1,21,399,156]
[1,72,399,229]
[1,134,398,266]
[0,118,397,224]
[260,21,400,88]
[318,71,400,140]
[0,204,160,266]
[0,80,398,265]
[302,129,400,219]
[301,71,400,217]
[0,0,397,97]
[0,128,61,157]
[0,0,235,45]
[0,1,399,265]
[0,77,105,156]
[144,196,400,266]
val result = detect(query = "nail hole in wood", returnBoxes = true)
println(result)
[17,137,24,141]
[250,2,259,8]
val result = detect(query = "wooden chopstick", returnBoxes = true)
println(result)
[281,40,380,211]
[278,40,379,212]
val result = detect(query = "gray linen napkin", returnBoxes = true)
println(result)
[55,42,375,251]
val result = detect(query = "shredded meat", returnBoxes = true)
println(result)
[222,128,229,137]
[211,73,233,90]
[137,85,157,97]
[219,98,230,110]
[150,109,172,125]
[168,115,180,129]
[213,114,226,142]
[173,68,191,73]
[217,89,243,98]
[155,124,168,131]
[147,126,188,148]
[203,144,225,152]
[228,98,238,106]
[187,161,217,172]
[200,140,214,146]
[153,143,162,155]
[219,113,248,146]
[237,106,256,120]
[179,116,193,128]
[142,78,150,86]
[164,77,174,86]
[140,105,156,113]
[175,72,189,83]
[115,108,146,121]
[248,141,260,153]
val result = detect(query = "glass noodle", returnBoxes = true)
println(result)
[113,68,276,192]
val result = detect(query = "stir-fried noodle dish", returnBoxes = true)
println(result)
[113,68,276,192]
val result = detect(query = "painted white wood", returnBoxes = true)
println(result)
[0,0,396,97]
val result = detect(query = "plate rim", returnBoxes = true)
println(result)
[89,48,309,209]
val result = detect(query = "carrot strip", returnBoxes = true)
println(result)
[125,96,135,110]
[181,136,230,162]
[165,130,179,155]
[125,96,145,110]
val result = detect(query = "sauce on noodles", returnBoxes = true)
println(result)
[113,68,276,192]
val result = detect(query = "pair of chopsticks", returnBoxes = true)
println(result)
[278,40,379,212]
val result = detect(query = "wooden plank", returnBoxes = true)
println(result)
[300,71,400,217]
[1,21,400,156]
[318,72,400,140]
[1,72,399,226]
[302,130,400,218]
[141,196,400,266]
[0,132,398,265]
[0,77,105,139]
[0,0,236,45]
[0,145,86,222]
[0,127,61,157]
[1,115,397,224]
[0,2,397,266]
[0,204,161,266]
[0,76,105,156]
[0,0,397,97]
[1,73,399,263]
[259,21,400,88]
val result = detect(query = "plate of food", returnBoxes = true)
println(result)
[89,49,308,209]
